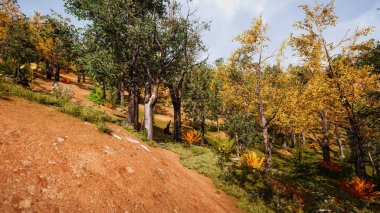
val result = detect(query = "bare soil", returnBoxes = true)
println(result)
[0,96,242,212]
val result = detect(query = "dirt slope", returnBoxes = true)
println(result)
[0,96,241,213]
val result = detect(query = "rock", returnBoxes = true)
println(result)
[56,136,66,143]
[124,136,140,144]
[111,133,123,140]
[19,198,31,209]
[21,160,32,167]
[140,144,151,152]
[126,167,134,174]
[104,146,115,155]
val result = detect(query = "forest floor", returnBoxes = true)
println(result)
[0,78,243,212]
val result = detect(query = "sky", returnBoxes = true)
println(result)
[18,0,380,65]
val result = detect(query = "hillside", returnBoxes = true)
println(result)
[0,96,241,212]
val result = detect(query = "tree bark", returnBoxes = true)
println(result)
[102,81,107,100]
[256,52,271,170]
[144,82,158,141]
[291,130,296,148]
[54,64,60,82]
[120,81,125,108]
[200,113,206,145]
[320,110,331,164]
[168,83,182,142]
[127,82,139,131]
[46,62,53,80]
[82,72,85,82]
[334,128,345,159]
[77,73,81,83]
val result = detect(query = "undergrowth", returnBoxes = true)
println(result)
[0,81,116,125]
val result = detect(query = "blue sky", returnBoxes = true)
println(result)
[18,0,380,65]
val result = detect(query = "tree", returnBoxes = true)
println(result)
[291,0,376,178]
[183,64,213,145]
[64,0,167,131]
[232,15,285,170]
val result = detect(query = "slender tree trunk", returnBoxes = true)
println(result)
[46,62,53,80]
[368,151,378,175]
[120,81,125,108]
[144,82,158,141]
[301,132,306,145]
[127,68,139,131]
[291,130,296,148]
[82,72,85,83]
[77,73,81,83]
[200,113,206,145]
[216,119,219,132]
[102,81,107,100]
[334,128,345,159]
[168,83,182,142]
[256,52,272,170]
[282,137,287,148]
[54,64,60,81]
[320,110,331,164]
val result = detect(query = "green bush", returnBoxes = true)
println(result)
[88,87,106,105]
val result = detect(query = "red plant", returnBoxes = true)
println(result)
[60,77,71,84]
[320,161,341,172]
[104,103,113,109]
[342,177,380,200]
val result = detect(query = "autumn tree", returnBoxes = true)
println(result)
[231,15,285,170]
[291,0,376,178]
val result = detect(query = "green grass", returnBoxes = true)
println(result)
[164,142,380,212]
[0,81,116,125]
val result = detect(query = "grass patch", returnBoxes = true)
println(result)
[0,81,116,125]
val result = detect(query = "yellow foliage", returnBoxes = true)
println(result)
[242,151,265,169]
[181,130,201,144]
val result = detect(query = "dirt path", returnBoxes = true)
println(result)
[0,96,242,212]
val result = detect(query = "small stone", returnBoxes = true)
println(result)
[104,146,115,155]
[57,137,65,143]
[140,144,151,152]
[111,133,123,140]
[19,198,32,209]
[126,167,134,174]
[21,160,32,167]
[124,136,140,144]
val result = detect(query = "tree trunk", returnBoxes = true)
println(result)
[144,82,158,141]
[282,138,287,148]
[54,64,60,81]
[320,110,331,164]
[256,52,272,170]
[200,113,206,145]
[102,81,107,100]
[334,128,345,159]
[82,72,85,82]
[77,73,81,83]
[368,151,378,175]
[120,81,125,108]
[46,62,53,80]
[291,131,296,148]
[168,83,182,142]
[128,83,139,131]
[301,132,306,145]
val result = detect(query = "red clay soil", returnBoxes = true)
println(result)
[0,97,242,213]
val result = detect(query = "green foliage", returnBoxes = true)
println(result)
[88,87,106,105]
[96,122,111,133]
[0,81,115,124]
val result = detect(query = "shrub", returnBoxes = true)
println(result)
[342,177,380,200]
[242,151,265,169]
[96,122,111,133]
[307,142,319,151]
[182,130,201,144]
[88,88,106,105]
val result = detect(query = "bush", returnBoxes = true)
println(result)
[88,87,106,105]
[96,122,111,133]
